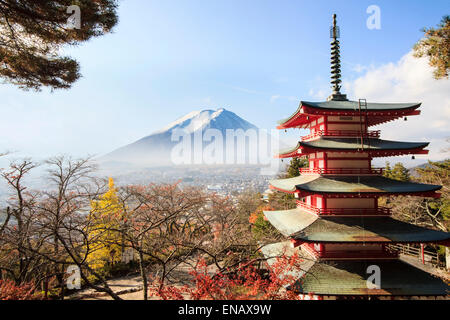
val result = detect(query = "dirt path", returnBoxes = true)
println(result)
[70,261,199,300]
[69,274,144,300]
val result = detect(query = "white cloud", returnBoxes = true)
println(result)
[346,51,450,166]
[270,95,280,103]
[308,88,328,100]
[307,75,330,101]
[350,63,368,73]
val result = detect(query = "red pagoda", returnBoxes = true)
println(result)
[262,14,450,299]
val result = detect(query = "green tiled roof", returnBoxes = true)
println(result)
[300,137,429,151]
[302,100,421,111]
[292,259,449,296]
[264,208,318,237]
[277,100,421,125]
[264,208,450,243]
[278,138,429,157]
[278,142,301,156]
[269,175,441,194]
[295,216,450,243]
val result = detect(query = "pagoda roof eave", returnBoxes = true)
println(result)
[301,137,429,151]
[277,142,302,158]
[277,104,303,127]
[276,138,429,158]
[277,100,421,129]
[264,208,450,243]
[263,208,317,237]
[302,100,421,111]
[269,175,442,196]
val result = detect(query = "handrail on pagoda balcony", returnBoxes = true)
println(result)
[299,167,383,175]
[301,129,380,141]
[296,201,391,216]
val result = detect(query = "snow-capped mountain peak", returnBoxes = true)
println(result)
[100,107,261,167]
[153,108,256,134]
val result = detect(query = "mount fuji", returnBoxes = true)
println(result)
[99,108,271,169]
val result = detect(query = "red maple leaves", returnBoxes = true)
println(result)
[149,253,303,300]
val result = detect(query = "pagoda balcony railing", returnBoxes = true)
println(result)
[299,167,383,175]
[296,201,391,216]
[301,129,380,141]
[387,244,442,267]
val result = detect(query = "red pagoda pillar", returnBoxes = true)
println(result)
[262,14,449,299]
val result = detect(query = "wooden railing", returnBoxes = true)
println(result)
[302,129,380,141]
[388,244,443,268]
[296,201,391,216]
[299,168,383,175]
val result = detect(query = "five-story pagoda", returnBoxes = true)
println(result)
[262,14,450,299]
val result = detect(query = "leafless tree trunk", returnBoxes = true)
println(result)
[137,248,148,300]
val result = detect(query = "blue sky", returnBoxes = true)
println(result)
[0,0,449,160]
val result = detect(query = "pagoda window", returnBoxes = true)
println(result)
[316,196,324,209]
[327,159,371,169]
[321,243,390,259]
[309,195,324,207]
[328,115,364,123]
[318,159,325,169]
[327,122,365,131]
[327,152,369,158]
[326,198,376,209]
[313,243,322,252]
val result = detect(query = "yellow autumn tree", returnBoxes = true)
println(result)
[87,177,124,270]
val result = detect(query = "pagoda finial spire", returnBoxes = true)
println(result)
[327,14,348,101]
